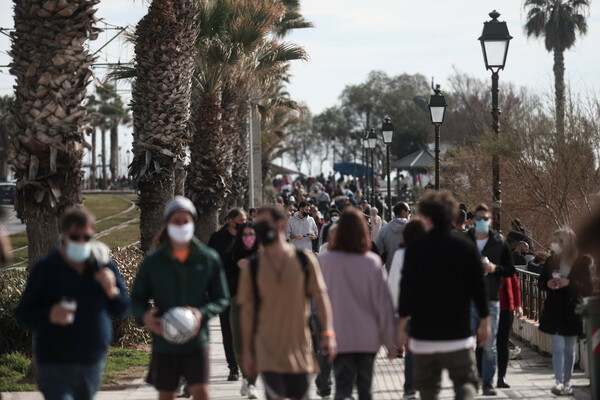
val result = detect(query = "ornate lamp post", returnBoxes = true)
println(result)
[427,86,447,190]
[362,131,369,202]
[479,10,512,231]
[367,129,378,205]
[381,117,394,220]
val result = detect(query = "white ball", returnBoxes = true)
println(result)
[162,307,198,344]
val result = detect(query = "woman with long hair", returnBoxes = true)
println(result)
[229,222,259,399]
[318,207,395,400]
[539,227,593,396]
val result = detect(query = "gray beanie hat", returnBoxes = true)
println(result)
[164,196,197,221]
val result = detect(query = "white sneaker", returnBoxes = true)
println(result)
[551,382,564,396]
[240,379,249,397]
[248,384,259,399]
[563,384,574,396]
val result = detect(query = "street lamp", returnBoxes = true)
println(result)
[362,131,369,202]
[427,86,447,191]
[381,117,394,221]
[479,10,512,231]
[367,128,378,205]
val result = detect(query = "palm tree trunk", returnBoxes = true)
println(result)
[187,91,229,243]
[101,128,107,189]
[9,0,99,264]
[0,123,9,181]
[554,48,566,139]
[110,120,118,180]
[221,86,243,211]
[131,0,199,251]
[91,129,97,188]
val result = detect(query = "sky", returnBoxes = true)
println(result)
[0,0,598,175]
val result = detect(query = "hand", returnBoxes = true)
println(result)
[397,330,409,350]
[309,233,317,240]
[547,278,558,290]
[142,309,164,335]
[291,235,301,240]
[243,351,257,378]
[49,304,74,326]
[477,317,491,347]
[186,306,202,336]
[516,306,524,318]
[556,278,570,289]
[94,268,119,299]
[483,262,497,274]
[387,348,397,361]
[320,336,338,363]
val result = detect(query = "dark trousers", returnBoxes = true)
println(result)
[413,348,479,400]
[311,300,332,394]
[219,306,238,373]
[497,310,514,380]
[333,353,376,400]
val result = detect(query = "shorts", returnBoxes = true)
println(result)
[146,347,210,392]
[262,372,310,400]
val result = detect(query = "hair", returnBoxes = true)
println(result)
[417,190,458,229]
[231,222,258,261]
[400,217,427,248]
[466,211,475,220]
[298,200,309,209]
[456,209,467,226]
[61,207,95,233]
[257,204,288,222]
[475,203,490,214]
[393,202,410,217]
[553,227,578,262]
[459,203,468,213]
[329,207,371,254]
[249,208,257,216]
[533,251,549,264]
[226,207,245,221]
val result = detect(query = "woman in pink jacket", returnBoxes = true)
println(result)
[318,207,396,400]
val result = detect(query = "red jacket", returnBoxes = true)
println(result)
[500,274,522,312]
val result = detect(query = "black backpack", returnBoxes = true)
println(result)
[248,249,311,330]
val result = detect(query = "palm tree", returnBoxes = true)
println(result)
[524,0,589,138]
[9,0,100,264]
[130,0,199,251]
[0,96,14,182]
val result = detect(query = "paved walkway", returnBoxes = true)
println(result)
[2,319,592,399]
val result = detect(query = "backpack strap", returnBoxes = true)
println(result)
[295,248,311,298]
[249,253,260,310]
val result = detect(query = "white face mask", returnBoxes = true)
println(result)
[167,222,195,244]
[551,242,563,255]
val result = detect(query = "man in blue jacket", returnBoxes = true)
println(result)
[17,207,129,400]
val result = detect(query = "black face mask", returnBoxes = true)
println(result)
[255,221,277,246]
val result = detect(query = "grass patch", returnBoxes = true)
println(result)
[0,352,35,392]
[9,231,28,250]
[100,223,140,248]
[95,209,140,233]
[84,194,135,220]
[103,347,150,382]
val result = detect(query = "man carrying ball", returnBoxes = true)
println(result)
[131,196,230,400]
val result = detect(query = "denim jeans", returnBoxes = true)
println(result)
[551,334,577,385]
[333,353,376,400]
[404,350,414,393]
[37,358,106,400]
[471,301,500,386]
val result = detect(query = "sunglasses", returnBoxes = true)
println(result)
[475,216,490,222]
[69,234,92,242]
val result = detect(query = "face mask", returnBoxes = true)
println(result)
[475,220,489,234]
[551,242,563,255]
[255,221,277,246]
[331,216,339,223]
[66,241,91,263]
[242,236,256,249]
[168,222,195,244]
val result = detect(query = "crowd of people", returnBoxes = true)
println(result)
[12,181,599,400]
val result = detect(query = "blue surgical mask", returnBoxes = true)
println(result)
[331,216,339,223]
[66,241,91,263]
[475,220,489,234]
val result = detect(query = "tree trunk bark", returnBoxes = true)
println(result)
[0,124,8,181]
[195,206,219,244]
[138,176,174,251]
[91,129,97,189]
[554,48,566,139]
[110,121,118,180]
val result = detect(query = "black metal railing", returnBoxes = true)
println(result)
[515,267,546,322]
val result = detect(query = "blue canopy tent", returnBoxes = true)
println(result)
[333,162,376,178]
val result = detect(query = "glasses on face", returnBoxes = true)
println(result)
[69,234,92,242]
[475,216,490,222]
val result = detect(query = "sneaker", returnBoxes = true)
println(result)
[562,384,574,396]
[248,385,259,399]
[240,379,249,397]
[316,388,331,398]
[551,383,564,396]
[497,377,510,388]
[482,384,497,396]
[402,390,418,399]
[228,371,240,382]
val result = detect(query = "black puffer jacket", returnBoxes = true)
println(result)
[539,254,593,337]
[467,229,516,301]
